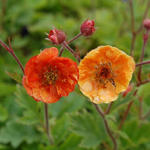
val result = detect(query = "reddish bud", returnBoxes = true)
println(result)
[48,29,66,45]
[122,84,133,97]
[143,19,150,30]
[80,20,95,36]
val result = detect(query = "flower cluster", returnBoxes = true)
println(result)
[23,19,135,104]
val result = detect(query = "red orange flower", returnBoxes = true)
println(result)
[78,46,135,104]
[23,47,79,103]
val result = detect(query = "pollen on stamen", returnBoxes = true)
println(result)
[43,70,58,85]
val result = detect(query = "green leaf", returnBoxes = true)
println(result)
[0,83,16,97]
[6,71,22,84]
[120,119,150,149]
[111,88,136,112]
[0,104,8,122]
[52,114,70,144]
[0,121,39,148]
[15,84,43,125]
[70,110,107,148]
[49,92,86,118]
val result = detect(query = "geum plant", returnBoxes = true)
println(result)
[0,10,150,150]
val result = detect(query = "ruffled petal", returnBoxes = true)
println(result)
[37,47,58,62]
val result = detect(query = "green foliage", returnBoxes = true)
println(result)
[0,121,39,148]
[71,110,107,148]
[0,0,150,150]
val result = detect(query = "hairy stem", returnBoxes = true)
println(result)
[118,101,133,130]
[93,104,117,150]
[136,60,150,67]
[129,0,150,56]
[137,31,149,83]
[137,79,150,86]
[44,103,54,145]
[129,0,136,56]
[62,41,80,62]
[105,102,113,115]
[0,39,24,73]
[138,97,143,120]
[136,0,150,34]
[130,32,136,56]
[59,32,82,56]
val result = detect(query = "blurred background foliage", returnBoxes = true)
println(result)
[0,0,150,150]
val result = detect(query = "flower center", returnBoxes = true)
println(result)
[42,67,58,85]
[100,67,110,79]
[95,62,116,88]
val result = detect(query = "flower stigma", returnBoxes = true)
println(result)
[95,62,116,88]
[43,67,58,85]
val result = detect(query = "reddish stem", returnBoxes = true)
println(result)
[104,102,113,115]
[118,101,134,130]
[138,97,143,120]
[137,31,149,83]
[44,103,54,145]
[59,32,82,56]
[62,41,80,62]
[136,60,150,67]
[136,0,150,34]
[128,0,150,57]
[130,32,136,56]
[93,104,117,150]
[129,0,136,56]
[137,79,150,86]
[68,32,82,43]
[0,39,24,74]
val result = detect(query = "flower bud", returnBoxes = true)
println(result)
[80,20,95,36]
[48,29,66,45]
[143,19,150,30]
[122,84,133,97]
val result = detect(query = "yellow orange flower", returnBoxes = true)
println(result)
[78,45,135,104]
[23,47,79,103]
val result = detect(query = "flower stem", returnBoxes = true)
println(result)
[0,39,24,74]
[128,0,150,57]
[136,0,150,34]
[44,103,54,145]
[68,32,82,43]
[62,41,80,62]
[136,60,150,67]
[118,101,133,130]
[129,0,135,56]
[130,32,136,56]
[137,31,149,83]
[104,102,113,115]
[138,97,143,120]
[93,103,117,150]
[137,79,150,86]
[59,32,82,56]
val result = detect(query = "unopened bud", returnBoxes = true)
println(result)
[143,19,150,30]
[48,29,66,45]
[80,20,95,36]
[122,84,133,97]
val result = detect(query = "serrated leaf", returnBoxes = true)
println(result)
[0,121,39,148]
[15,84,43,125]
[52,114,70,144]
[70,110,107,148]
